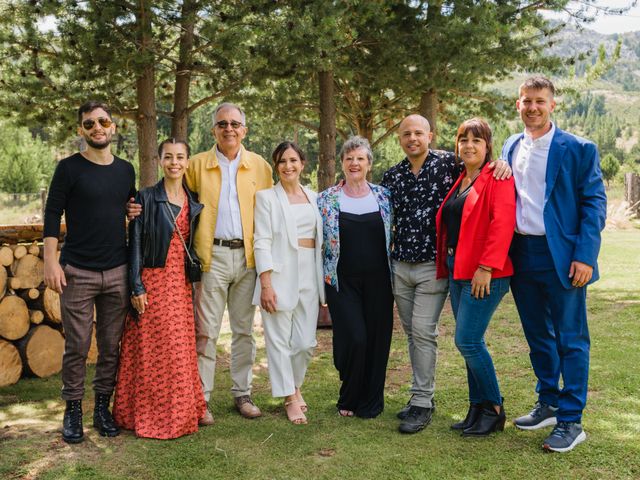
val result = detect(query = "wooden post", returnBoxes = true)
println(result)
[624,173,640,215]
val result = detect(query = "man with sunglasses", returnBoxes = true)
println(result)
[127,102,272,423]
[44,101,136,444]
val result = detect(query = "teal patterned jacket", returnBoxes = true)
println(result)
[317,181,393,290]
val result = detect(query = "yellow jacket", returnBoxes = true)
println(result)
[184,145,273,271]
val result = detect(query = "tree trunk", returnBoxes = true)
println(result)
[625,173,640,215]
[136,0,158,188]
[16,325,64,378]
[419,88,438,149]
[171,0,196,140]
[317,70,337,191]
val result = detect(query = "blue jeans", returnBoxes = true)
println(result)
[447,255,510,405]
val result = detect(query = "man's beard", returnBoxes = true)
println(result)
[85,137,112,149]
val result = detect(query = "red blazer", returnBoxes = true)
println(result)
[436,165,516,280]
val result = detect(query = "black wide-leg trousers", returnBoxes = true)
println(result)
[326,268,393,418]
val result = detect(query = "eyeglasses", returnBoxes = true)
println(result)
[81,118,114,130]
[215,120,244,130]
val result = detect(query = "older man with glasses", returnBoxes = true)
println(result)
[186,103,273,422]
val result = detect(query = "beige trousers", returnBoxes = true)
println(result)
[195,245,257,402]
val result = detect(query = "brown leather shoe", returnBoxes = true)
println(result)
[234,395,262,419]
[199,407,215,426]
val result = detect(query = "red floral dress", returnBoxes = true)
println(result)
[114,199,206,439]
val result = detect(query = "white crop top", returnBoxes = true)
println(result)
[291,203,317,238]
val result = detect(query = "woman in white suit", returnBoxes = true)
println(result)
[253,141,324,425]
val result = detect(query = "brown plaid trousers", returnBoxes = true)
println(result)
[60,263,129,400]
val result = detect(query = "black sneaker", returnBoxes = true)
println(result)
[398,406,433,434]
[396,401,412,420]
[543,421,586,452]
[513,401,558,430]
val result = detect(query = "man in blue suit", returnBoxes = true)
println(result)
[502,76,606,453]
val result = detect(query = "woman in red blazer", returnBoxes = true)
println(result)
[436,118,516,437]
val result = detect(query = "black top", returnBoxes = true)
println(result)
[441,182,473,249]
[337,211,388,276]
[44,152,136,271]
[381,150,460,263]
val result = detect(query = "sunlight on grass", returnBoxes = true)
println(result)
[1,230,639,479]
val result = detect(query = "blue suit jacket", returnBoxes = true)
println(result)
[501,127,607,289]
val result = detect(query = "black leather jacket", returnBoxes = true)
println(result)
[129,179,204,296]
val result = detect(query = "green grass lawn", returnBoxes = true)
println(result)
[1,230,639,480]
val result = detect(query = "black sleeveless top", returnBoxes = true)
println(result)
[337,211,388,276]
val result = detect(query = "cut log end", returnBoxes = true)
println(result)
[17,325,64,378]
[0,295,30,340]
[0,339,22,387]
[13,254,44,289]
[11,245,27,260]
[29,309,45,325]
[0,246,13,267]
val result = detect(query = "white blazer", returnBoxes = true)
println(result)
[252,182,325,311]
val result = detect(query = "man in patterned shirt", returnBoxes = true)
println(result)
[382,114,510,434]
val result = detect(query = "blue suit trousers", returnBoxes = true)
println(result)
[511,234,590,423]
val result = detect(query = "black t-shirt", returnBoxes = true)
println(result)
[43,152,136,270]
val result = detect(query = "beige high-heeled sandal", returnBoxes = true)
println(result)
[284,400,307,425]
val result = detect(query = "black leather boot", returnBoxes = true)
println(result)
[462,400,506,437]
[62,399,84,444]
[93,393,120,437]
[451,403,483,430]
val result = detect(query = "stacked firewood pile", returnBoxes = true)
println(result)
[0,225,97,388]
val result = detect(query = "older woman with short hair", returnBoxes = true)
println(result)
[317,136,393,418]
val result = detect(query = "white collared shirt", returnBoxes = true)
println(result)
[214,147,243,240]
[512,123,556,235]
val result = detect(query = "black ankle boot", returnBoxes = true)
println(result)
[93,393,120,437]
[62,399,84,444]
[462,400,506,437]
[451,403,483,430]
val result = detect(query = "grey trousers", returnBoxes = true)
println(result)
[60,263,129,400]
[195,245,257,402]
[392,260,448,409]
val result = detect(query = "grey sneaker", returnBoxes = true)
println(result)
[543,421,587,452]
[513,401,558,430]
